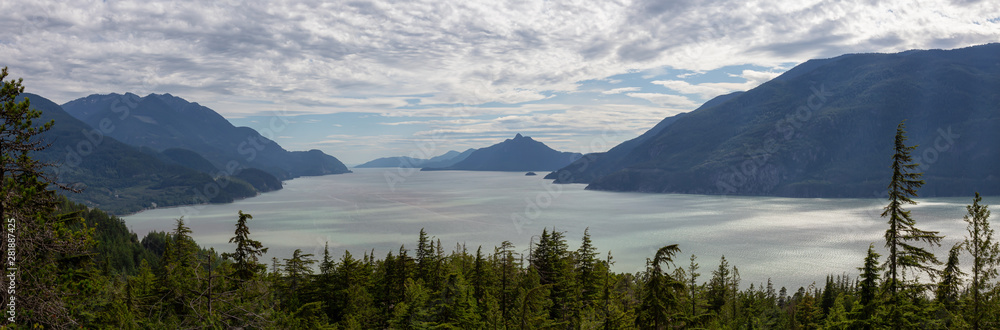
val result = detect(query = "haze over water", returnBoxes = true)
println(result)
[125,169,993,289]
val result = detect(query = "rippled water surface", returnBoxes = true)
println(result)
[125,168,995,289]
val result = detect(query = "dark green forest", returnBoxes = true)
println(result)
[4,69,1000,329]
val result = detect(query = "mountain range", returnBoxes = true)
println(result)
[24,92,352,214]
[355,148,476,168]
[24,94,261,214]
[61,93,350,180]
[424,134,583,172]
[549,43,1000,197]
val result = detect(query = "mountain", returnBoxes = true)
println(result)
[355,156,427,168]
[424,134,582,171]
[578,43,1000,197]
[232,168,283,193]
[141,147,282,193]
[545,92,743,183]
[21,93,260,214]
[148,147,220,174]
[355,148,477,168]
[61,93,350,180]
[421,148,476,168]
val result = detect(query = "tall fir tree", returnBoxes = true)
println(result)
[221,210,269,281]
[881,121,943,328]
[707,255,731,313]
[638,244,683,330]
[962,192,998,329]
[935,243,964,311]
[857,244,882,329]
[576,228,601,303]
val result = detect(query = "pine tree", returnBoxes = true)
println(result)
[962,192,998,329]
[881,121,942,328]
[221,210,269,281]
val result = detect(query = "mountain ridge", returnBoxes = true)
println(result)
[61,93,351,180]
[574,43,1000,197]
[424,134,583,172]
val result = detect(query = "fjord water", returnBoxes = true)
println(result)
[125,168,990,289]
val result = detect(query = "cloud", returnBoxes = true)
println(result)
[2,0,996,116]
[626,93,699,108]
[602,87,641,94]
[652,69,782,99]
[3,0,997,161]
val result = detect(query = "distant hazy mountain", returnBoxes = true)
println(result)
[22,93,260,214]
[355,156,426,168]
[575,43,1000,197]
[355,149,476,168]
[424,134,582,172]
[61,93,350,180]
[420,149,476,168]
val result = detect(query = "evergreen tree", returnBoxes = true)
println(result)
[416,228,437,285]
[282,249,316,308]
[935,243,964,311]
[686,254,703,325]
[576,228,601,303]
[881,121,943,328]
[962,192,998,329]
[221,210,269,281]
[820,275,837,315]
[707,255,731,313]
[2,67,97,327]
[495,241,519,327]
[857,243,881,329]
[638,244,683,329]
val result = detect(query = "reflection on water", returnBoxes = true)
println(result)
[125,168,995,289]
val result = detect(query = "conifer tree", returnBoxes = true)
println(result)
[283,249,316,308]
[638,244,683,329]
[415,228,438,287]
[530,228,578,325]
[707,255,731,313]
[935,243,964,311]
[222,210,268,281]
[576,228,601,303]
[2,67,96,327]
[962,192,998,329]
[857,244,881,329]
[881,121,942,328]
[495,241,519,326]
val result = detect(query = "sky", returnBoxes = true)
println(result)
[2,0,998,165]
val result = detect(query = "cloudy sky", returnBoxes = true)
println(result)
[2,0,998,164]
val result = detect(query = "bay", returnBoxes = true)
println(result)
[124,168,993,289]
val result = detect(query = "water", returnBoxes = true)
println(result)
[124,168,995,289]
